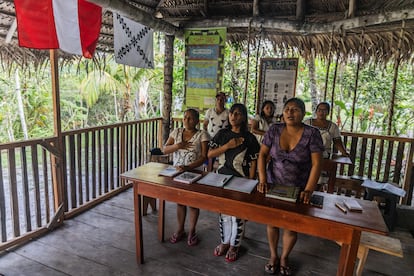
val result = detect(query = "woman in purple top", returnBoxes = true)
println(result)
[257,98,324,275]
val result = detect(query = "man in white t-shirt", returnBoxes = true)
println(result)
[203,92,229,171]
[203,92,229,137]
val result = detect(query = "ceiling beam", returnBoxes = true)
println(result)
[182,8,414,35]
[88,0,184,37]
[5,18,16,43]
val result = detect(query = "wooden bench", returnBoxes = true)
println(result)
[338,231,403,276]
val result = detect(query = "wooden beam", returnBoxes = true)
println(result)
[183,8,414,35]
[348,0,356,18]
[253,0,260,17]
[5,18,16,43]
[88,0,184,37]
[296,0,305,21]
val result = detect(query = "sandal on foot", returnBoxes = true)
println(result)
[225,247,239,262]
[169,232,186,244]
[280,265,292,276]
[187,232,199,246]
[213,244,229,256]
[264,261,279,275]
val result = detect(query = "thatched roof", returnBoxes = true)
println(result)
[1,0,414,65]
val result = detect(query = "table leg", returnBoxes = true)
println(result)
[134,184,144,264]
[337,230,360,276]
[158,199,165,242]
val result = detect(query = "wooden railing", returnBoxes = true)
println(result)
[0,118,163,250]
[1,118,413,251]
[339,132,414,205]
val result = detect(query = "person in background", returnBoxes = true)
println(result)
[304,102,349,158]
[203,92,229,170]
[208,103,260,262]
[257,98,324,275]
[203,92,229,137]
[163,108,210,246]
[251,100,278,143]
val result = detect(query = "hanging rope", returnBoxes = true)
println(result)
[243,19,253,105]
[388,18,406,135]
[323,27,335,101]
[350,23,366,132]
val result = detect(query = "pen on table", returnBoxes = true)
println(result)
[221,178,228,184]
[335,202,347,214]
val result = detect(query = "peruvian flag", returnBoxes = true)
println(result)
[14,0,102,58]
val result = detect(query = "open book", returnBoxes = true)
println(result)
[197,172,233,187]
[361,179,406,197]
[173,171,203,184]
[158,166,180,177]
[265,184,301,203]
[223,177,258,194]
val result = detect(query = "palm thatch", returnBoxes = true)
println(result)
[1,0,414,65]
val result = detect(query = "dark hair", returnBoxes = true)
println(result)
[284,97,306,114]
[316,102,330,113]
[260,100,276,118]
[228,103,249,133]
[184,108,200,121]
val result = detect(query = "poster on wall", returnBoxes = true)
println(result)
[257,58,299,116]
[184,28,226,111]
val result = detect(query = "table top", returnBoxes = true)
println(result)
[121,162,388,235]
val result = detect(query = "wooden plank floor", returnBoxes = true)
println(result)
[0,188,413,276]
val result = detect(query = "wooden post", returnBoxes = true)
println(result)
[243,20,252,105]
[388,20,406,135]
[49,49,65,217]
[324,29,334,101]
[351,27,365,132]
[163,35,174,145]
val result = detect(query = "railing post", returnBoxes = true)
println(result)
[120,125,126,185]
[402,142,414,205]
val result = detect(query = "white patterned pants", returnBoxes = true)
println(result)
[219,214,245,247]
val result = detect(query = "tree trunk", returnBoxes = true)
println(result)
[162,35,174,145]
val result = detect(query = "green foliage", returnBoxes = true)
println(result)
[0,34,413,143]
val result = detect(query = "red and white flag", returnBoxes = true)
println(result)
[14,0,102,58]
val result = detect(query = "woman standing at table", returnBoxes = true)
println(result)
[163,108,210,246]
[208,103,260,262]
[304,102,349,158]
[257,98,324,275]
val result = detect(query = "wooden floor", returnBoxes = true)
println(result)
[1,188,413,276]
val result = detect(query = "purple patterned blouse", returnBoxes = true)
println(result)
[262,123,324,188]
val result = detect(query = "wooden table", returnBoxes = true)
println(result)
[322,155,353,193]
[121,162,387,276]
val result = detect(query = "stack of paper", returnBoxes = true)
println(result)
[158,166,180,177]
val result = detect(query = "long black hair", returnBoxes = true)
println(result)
[227,103,249,133]
[260,100,276,118]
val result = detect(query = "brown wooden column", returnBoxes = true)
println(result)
[50,49,65,217]
[163,35,174,145]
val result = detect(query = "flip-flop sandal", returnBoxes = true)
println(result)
[213,244,229,256]
[187,232,199,246]
[169,232,186,244]
[279,265,292,276]
[225,247,239,262]
[264,262,278,274]
[265,258,279,274]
